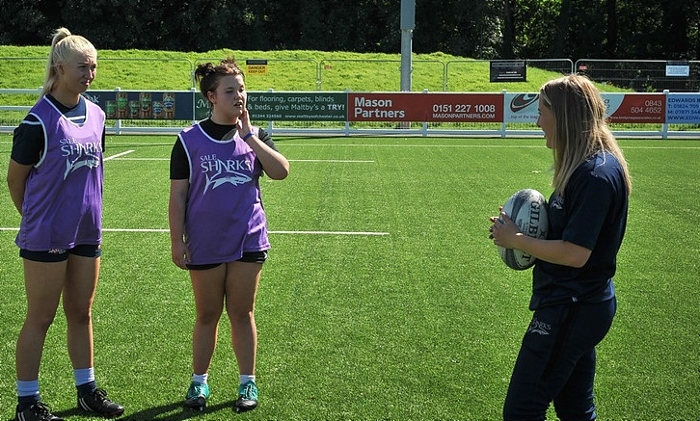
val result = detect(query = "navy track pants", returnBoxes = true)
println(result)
[503,297,617,421]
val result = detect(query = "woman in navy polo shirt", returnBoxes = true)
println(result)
[490,74,631,421]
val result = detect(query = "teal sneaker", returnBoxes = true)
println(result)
[233,381,258,413]
[184,381,210,411]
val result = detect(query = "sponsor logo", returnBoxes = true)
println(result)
[527,317,551,336]
[550,195,564,210]
[510,93,539,113]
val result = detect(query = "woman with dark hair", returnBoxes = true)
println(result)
[169,57,289,414]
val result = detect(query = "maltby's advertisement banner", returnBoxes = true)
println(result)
[247,92,348,121]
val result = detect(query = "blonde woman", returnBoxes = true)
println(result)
[7,28,123,421]
[490,74,631,421]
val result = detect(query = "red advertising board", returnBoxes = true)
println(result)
[347,92,504,122]
[427,93,503,122]
[603,93,665,123]
[348,93,424,121]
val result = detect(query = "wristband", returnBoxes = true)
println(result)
[242,132,254,141]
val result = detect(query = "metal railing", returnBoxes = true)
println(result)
[1,57,699,138]
[575,59,700,92]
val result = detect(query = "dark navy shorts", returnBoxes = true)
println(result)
[186,250,268,270]
[20,244,102,262]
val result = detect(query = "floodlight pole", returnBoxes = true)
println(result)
[400,0,415,92]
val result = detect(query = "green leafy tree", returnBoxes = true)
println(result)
[414,0,501,58]
[504,0,560,59]
[0,0,55,45]
[0,0,698,61]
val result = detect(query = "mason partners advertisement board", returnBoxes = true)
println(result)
[348,92,503,122]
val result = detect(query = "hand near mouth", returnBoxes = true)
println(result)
[237,107,254,139]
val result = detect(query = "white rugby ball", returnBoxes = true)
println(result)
[498,189,549,270]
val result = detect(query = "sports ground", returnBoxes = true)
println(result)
[0,135,698,420]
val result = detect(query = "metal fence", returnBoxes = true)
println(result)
[1,57,699,137]
[0,56,574,92]
[575,59,700,92]
[445,59,574,92]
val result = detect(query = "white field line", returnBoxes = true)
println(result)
[288,159,374,163]
[0,150,382,236]
[269,230,388,236]
[109,158,169,161]
[276,143,700,150]
[104,150,135,160]
[0,227,389,236]
[109,157,375,163]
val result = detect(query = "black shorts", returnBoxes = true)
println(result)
[20,244,102,262]
[186,250,268,270]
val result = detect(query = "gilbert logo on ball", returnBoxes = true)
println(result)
[498,189,549,270]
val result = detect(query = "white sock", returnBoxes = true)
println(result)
[239,374,256,385]
[192,373,208,384]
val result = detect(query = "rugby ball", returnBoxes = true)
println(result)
[498,189,548,270]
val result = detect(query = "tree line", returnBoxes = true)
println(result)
[1,0,698,61]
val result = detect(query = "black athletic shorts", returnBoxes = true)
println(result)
[20,244,102,262]
[186,250,268,270]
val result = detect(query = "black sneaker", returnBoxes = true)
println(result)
[77,388,124,418]
[15,402,64,421]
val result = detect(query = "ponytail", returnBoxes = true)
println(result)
[195,57,243,107]
[41,27,96,97]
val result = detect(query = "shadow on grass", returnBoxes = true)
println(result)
[51,400,237,421]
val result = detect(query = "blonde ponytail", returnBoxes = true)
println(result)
[41,27,96,97]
